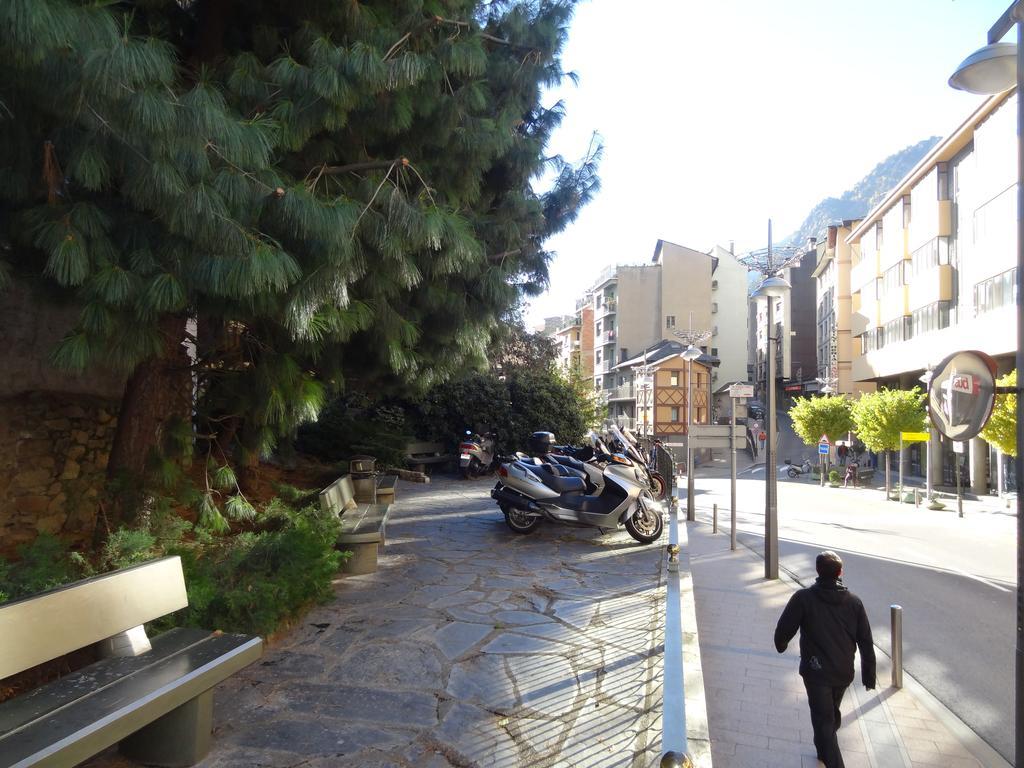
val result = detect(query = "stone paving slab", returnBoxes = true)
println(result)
[81,477,672,768]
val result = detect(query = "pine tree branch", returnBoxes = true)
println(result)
[319,157,409,176]
[487,248,521,264]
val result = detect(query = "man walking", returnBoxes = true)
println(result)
[774,551,876,768]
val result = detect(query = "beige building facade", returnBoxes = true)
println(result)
[847,91,1018,493]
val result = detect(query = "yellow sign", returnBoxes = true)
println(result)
[900,431,930,442]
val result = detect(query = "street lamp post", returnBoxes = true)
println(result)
[682,344,703,521]
[949,5,1024,760]
[743,221,800,581]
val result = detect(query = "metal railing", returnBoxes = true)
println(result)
[608,384,635,400]
[661,486,695,767]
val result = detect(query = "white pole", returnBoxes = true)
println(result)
[899,435,904,502]
[926,434,933,500]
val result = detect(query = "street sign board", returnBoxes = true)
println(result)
[900,431,929,442]
[818,434,830,446]
[818,443,830,455]
[729,384,754,399]
[691,436,732,449]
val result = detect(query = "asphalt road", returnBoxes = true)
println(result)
[687,419,1016,762]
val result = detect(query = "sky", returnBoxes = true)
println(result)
[526,0,1012,326]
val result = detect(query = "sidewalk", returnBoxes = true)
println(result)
[685,519,1010,768]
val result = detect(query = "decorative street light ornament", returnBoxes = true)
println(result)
[927,350,998,441]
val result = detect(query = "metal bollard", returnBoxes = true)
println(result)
[660,751,694,768]
[890,604,903,689]
[914,489,920,508]
[712,503,718,533]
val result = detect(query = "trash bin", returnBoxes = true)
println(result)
[349,455,378,503]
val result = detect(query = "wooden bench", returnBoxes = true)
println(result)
[405,441,450,473]
[375,473,398,503]
[320,475,391,575]
[0,556,262,768]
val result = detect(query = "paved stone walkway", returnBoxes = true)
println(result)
[81,476,1007,768]
[85,476,671,767]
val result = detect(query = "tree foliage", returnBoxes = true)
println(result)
[850,388,927,453]
[0,0,599,503]
[981,369,1017,457]
[788,395,854,446]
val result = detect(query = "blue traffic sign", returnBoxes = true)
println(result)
[818,444,830,455]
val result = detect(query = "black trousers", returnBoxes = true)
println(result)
[803,680,847,768]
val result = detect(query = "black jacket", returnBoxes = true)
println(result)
[774,577,876,688]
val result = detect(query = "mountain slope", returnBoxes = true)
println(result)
[782,137,940,247]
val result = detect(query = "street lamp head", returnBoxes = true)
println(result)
[949,41,1017,94]
[751,274,792,300]
[681,344,702,362]
[819,384,835,394]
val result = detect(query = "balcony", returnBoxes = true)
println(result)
[608,384,635,401]
[907,264,953,311]
[597,299,617,318]
[601,330,616,345]
[850,255,880,293]
[597,359,615,373]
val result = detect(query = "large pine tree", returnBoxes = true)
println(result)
[0,0,598,510]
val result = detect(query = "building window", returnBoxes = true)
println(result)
[911,301,950,336]
[880,262,904,295]
[666,315,676,329]
[596,321,602,335]
[670,372,679,386]
[875,221,884,250]
[910,238,943,275]
[670,406,680,422]
[596,349,602,364]
[620,348,628,362]
[711,347,718,356]
[974,267,1018,316]
[575,331,580,340]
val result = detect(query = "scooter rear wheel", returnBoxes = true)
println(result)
[501,504,542,534]
[462,457,482,479]
[625,495,663,544]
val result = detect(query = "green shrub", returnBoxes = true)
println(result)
[829,469,841,484]
[165,502,343,636]
[1,498,344,639]
[0,534,91,602]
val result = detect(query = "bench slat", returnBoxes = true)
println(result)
[0,557,188,681]
[376,475,398,491]
[0,630,262,768]
[337,504,389,544]
[0,628,206,736]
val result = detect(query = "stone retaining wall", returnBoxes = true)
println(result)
[0,392,119,552]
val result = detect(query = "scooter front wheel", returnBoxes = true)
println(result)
[625,496,664,544]
[787,468,798,478]
[649,471,668,500]
[501,504,542,534]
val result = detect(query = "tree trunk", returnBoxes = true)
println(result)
[884,450,891,499]
[106,314,192,523]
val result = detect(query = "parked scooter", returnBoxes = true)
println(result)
[491,431,664,544]
[784,457,813,478]
[459,430,496,478]
[604,425,668,500]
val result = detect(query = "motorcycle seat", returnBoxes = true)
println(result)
[536,468,586,494]
[548,455,587,474]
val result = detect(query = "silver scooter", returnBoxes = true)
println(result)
[458,430,496,478]
[490,432,664,544]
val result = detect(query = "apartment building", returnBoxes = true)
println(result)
[847,91,1017,493]
[750,245,818,405]
[812,220,874,396]
[591,239,748,427]
[551,303,594,379]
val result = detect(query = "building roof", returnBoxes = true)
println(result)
[651,239,720,273]
[614,338,720,371]
[846,90,1012,245]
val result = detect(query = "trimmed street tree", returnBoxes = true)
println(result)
[980,370,1017,458]
[788,395,854,479]
[850,388,927,498]
[788,395,854,445]
[0,0,597,523]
